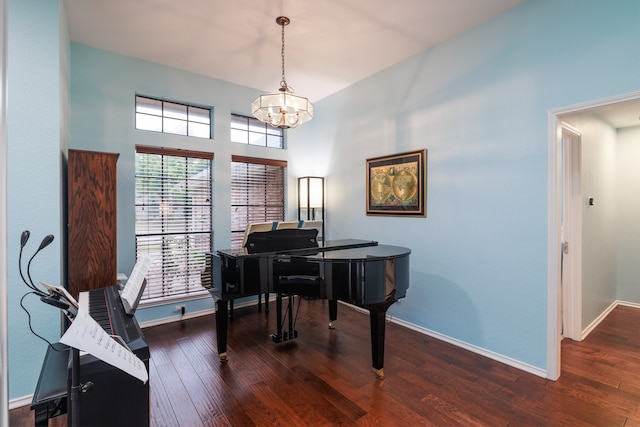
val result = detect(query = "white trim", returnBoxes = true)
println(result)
[617,300,640,310]
[8,396,32,411]
[137,289,209,309]
[138,297,265,329]
[389,316,547,378]
[560,123,583,341]
[11,298,638,412]
[148,299,551,378]
[547,90,640,381]
[139,307,215,329]
[580,300,640,340]
[581,300,617,339]
[546,110,562,380]
[349,302,548,378]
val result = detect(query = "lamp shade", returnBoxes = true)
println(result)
[251,16,313,129]
[251,91,313,129]
[299,176,323,209]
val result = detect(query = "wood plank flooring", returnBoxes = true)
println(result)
[10,301,640,426]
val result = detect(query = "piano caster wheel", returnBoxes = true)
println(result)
[218,352,228,362]
[328,321,335,329]
[271,333,282,343]
[373,368,385,380]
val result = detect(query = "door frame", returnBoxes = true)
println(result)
[547,90,640,380]
[560,123,582,341]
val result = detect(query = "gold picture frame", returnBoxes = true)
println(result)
[366,149,427,217]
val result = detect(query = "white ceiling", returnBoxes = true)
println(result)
[63,0,640,128]
[589,99,640,130]
[63,0,524,102]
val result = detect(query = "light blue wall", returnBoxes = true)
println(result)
[290,0,640,369]
[562,114,619,328]
[7,0,66,399]
[8,0,640,402]
[616,126,640,302]
[68,44,291,325]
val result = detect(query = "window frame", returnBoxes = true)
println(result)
[135,95,213,139]
[230,155,287,250]
[135,145,214,304]
[230,113,284,149]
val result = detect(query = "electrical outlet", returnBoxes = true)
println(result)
[174,305,186,315]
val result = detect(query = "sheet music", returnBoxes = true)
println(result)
[120,255,152,314]
[60,304,149,384]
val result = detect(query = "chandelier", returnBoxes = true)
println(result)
[251,16,313,129]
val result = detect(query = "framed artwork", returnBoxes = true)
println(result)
[366,149,427,217]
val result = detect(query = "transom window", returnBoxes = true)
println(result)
[136,95,211,139]
[230,156,286,250]
[135,146,213,302]
[231,114,284,148]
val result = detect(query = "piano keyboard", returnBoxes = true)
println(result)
[79,285,129,340]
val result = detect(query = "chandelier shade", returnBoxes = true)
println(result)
[251,90,313,129]
[252,16,313,129]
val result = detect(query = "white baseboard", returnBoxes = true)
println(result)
[138,307,215,329]
[138,298,268,329]
[14,298,638,411]
[342,301,548,378]
[387,315,548,378]
[8,395,31,410]
[581,300,640,340]
[581,300,618,340]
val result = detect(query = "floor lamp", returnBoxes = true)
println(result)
[297,176,324,241]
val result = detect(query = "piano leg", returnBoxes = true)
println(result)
[272,293,298,343]
[368,306,388,380]
[215,299,229,361]
[328,299,338,329]
[272,292,284,342]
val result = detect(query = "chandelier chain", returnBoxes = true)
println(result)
[251,15,312,129]
[280,20,287,91]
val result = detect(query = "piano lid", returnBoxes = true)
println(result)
[290,244,410,262]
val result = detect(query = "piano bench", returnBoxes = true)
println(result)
[31,345,69,426]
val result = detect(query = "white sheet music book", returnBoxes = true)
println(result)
[120,255,152,315]
[60,305,148,383]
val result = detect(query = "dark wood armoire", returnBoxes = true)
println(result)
[67,149,119,298]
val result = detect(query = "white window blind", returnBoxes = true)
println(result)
[230,156,286,250]
[135,146,213,301]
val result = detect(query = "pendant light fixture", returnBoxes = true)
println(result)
[251,16,313,129]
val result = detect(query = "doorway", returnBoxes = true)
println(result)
[560,124,582,341]
[547,90,640,380]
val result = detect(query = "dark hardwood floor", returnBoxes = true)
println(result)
[10,301,640,426]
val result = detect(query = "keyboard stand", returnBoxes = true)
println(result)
[31,345,69,426]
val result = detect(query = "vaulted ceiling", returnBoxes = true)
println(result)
[63,0,524,102]
[63,0,640,127]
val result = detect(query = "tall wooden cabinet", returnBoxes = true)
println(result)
[67,149,119,298]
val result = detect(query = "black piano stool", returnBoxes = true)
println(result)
[31,345,69,426]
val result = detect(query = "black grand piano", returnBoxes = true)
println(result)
[202,224,410,379]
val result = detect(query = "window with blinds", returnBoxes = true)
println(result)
[135,146,213,302]
[231,156,286,250]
